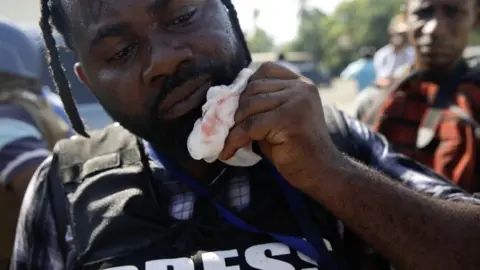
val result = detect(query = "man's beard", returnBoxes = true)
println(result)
[114,50,248,163]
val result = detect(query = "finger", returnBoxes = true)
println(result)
[234,90,290,123]
[238,110,280,141]
[242,79,295,97]
[250,62,299,81]
[219,127,250,160]
[299,75,315,85]
[221,109,281,160]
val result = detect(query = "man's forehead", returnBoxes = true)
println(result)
[64,0,184,24]
[408,0,473,8]
[64,0,186,38]
[64,0,211,51]
[63,0,123,25]
[62,0,162,47]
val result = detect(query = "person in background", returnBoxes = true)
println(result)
[362,0,480,193]
[351,58,411,120]
[0,20,72,269]
[276,52,301,74]
[374,13,415,88]
[352,14,415,119]
[340,46,377,92]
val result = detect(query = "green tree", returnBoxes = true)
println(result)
[326,0,403,73]
[247,28,275,53]
[292,0,403,73]
[247,9,275,53]
[334,0,403,49]
[291,8,327,61]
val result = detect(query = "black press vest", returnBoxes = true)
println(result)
[49,107,363,270]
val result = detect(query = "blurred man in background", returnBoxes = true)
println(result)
[352,14,415,119]
[0,20,71,269]
[362,0,480,192]
[340,46,377,92]
[276,52,301,73]
[374,14,415,88]
[352,52,410,120]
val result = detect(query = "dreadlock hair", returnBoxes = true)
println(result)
[221,0,252,65]
[40,0,88,136]
[39,0,251,137]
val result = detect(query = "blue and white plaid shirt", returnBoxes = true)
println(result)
[10,110,480,270]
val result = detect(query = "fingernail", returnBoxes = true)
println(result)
[219,151,229,161]
[221,148,237,160]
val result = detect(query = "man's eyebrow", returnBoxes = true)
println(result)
[147,0,172,14]
[89,22,131,49]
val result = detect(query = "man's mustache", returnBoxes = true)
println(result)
[148,59,226,120]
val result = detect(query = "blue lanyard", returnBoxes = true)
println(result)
[144,142,336,269]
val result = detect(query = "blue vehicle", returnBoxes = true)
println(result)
[20,24,113,130]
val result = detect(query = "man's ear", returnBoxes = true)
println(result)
[74,62,89,87]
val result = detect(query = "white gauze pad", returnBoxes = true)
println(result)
[187,68,262,167]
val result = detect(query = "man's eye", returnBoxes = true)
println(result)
[415,7,433,18]
[166,9,197,27]
[107,43,137,63]
[444,6,459,18]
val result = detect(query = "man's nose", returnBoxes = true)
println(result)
[142,39,193,87]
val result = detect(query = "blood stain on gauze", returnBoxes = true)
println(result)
[187,68,262,167]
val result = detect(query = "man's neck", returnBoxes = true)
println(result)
[177,159,227,184]
[414,58,461,76]
[149,143,227,184]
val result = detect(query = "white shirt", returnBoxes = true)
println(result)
[374,45,415,78]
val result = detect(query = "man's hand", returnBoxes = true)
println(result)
[217,63,480,270]
[219,62,342,190]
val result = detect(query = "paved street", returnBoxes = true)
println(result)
[318,79,357,115]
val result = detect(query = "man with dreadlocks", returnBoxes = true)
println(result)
[11,0,480,269]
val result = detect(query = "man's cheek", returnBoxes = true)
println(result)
[95,82,146,120]
[186,32,236,59]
